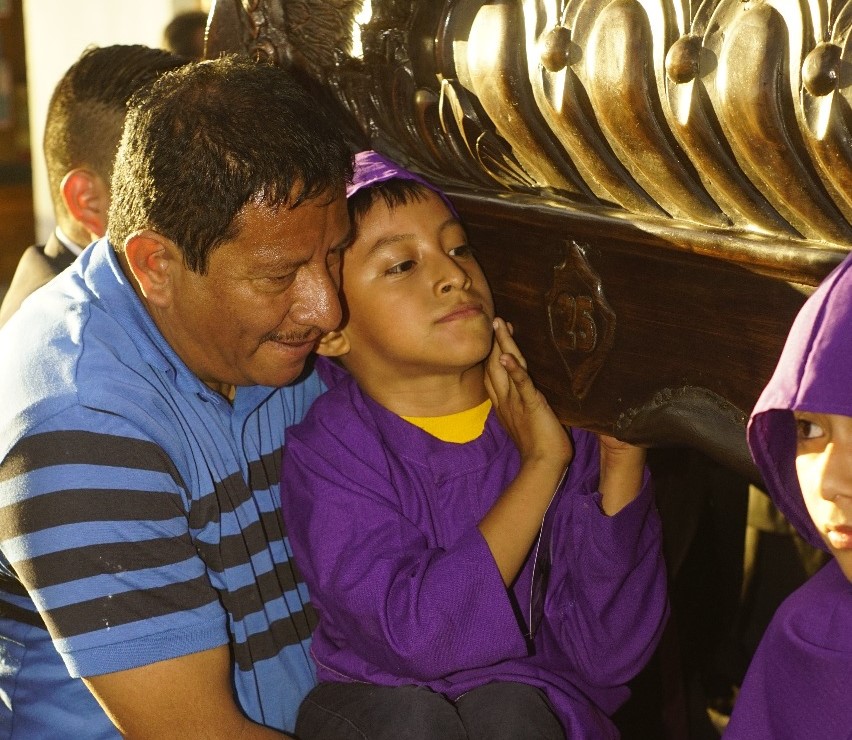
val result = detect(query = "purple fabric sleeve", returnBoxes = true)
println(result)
[542,434,668,693]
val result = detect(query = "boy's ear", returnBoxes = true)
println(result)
[122,230,180,308]
[317,330,350,357]
[60,168,109,239]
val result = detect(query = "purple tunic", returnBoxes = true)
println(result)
[281,358,668,737]
[725,251,852,738]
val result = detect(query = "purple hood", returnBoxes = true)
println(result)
[747,250,852,551]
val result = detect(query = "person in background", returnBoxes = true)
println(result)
[0,56,352,738]
[280,150,668,739]
[0,44,187,329]
[724,250,852,738]
[163,9,208,59]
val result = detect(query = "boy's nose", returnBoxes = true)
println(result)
[437,262,471,294]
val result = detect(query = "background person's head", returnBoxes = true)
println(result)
[43,44,188,249]
[109,55,354,394]
[162,10,208,60]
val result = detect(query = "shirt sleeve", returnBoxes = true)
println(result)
[281,415,529,682]
[0,405,228,678]
[539,430,669,687]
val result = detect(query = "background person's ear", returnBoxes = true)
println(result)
[122,230,180,308]
[316,330,350,357]
[60,168,110,239]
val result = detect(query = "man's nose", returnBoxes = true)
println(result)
[292,265,343,332]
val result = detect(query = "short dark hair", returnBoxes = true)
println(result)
[108,55,354,274]
[348,178,432,226]
[43,44,188,222]
[163,10,208,59]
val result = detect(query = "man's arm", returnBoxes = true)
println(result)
[0,407,302,736]
[84,646,292,739]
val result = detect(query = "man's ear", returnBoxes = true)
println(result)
[122,231,179,308]
[60,168,110,239]
[316,330,350,357]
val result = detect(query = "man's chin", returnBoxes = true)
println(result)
[254,356,316,388]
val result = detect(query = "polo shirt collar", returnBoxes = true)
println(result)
[85,238,276,412]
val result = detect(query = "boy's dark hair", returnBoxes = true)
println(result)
[108,55,354,274]
[43,44,188,226]
[347,178,432,225]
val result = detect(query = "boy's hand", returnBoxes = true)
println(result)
[485,318,573,471]
[479,317,574,584]
[597,434,646,515]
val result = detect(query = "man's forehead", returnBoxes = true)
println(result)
[220,190,350,260]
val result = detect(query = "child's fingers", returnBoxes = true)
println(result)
[493,318,527,370]
[484,371,496,405]
[499,351,536,403]
[485,334,510,403]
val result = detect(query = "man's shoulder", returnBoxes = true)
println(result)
[0,297,150,460]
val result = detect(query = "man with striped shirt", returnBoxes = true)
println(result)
[0,56,353,738]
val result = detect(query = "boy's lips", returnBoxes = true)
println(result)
[436,302,484,323]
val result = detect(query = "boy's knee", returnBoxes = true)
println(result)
[456,682,565,739]
[389,686,467,738]
[297,682,466,740]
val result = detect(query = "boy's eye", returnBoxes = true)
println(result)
[386,260,416,275]
[796,418,824,440]
[449,244,474,259]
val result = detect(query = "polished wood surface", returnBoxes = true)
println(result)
[205,0,852,479]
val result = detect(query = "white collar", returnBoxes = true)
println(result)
[54,226,85,257]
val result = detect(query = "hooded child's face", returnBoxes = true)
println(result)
[795,411,852,582]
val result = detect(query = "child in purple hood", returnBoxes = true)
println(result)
[725,252,852,738]
[280,151,668,739]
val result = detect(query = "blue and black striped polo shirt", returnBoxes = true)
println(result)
[0,238,322,736]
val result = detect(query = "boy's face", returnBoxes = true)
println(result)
[795,411,852,582]
[325,189,494,386]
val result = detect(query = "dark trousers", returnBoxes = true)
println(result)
[296,680,566,739]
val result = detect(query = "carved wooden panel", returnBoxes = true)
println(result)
[205,0,851,479]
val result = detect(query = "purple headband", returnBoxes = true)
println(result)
[347,150,457,216]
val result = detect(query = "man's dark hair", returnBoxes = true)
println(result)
[163,10,208,59]
[108,55,354,274]
[43,44,188,224]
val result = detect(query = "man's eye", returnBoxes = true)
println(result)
[328,243,349,264]
[386,260,415,275]
[796,419,824,440]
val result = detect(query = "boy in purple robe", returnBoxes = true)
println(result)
[280,150,668,739]
[725,251,852,738]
